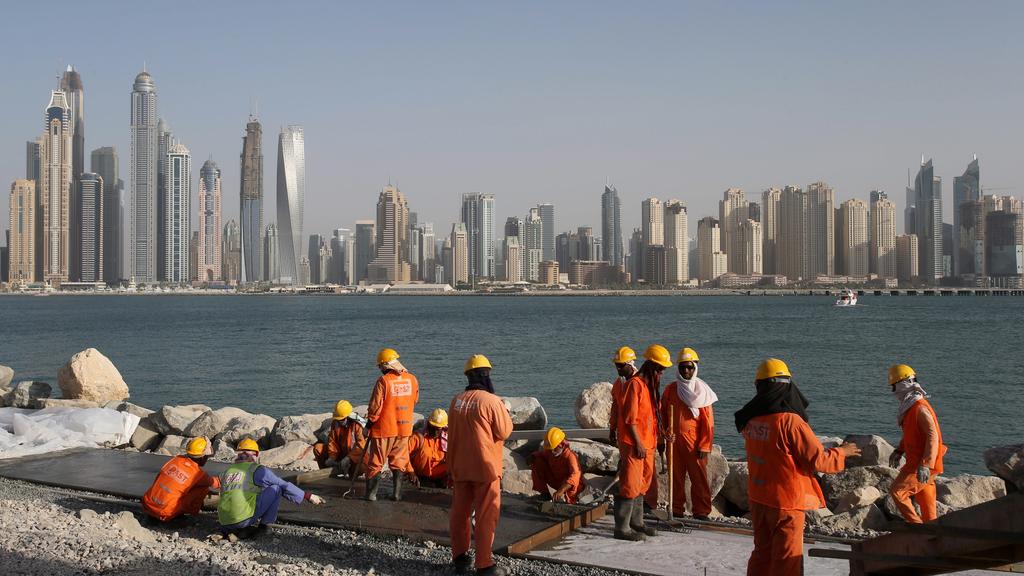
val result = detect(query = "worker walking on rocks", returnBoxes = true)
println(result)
[365,348,420,502]
[735,358,861,576]
[531,427,584,503]
[142,437,220,523]
[313,400,367,476]
[405,408,450,488]
[218,438,325,538]
[661,347,717,520]
[448,354,513,576]
[887,364,947,524]
[612,344,671,541]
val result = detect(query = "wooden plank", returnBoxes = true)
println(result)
[505,503,608,555]
[885,522,1024,543]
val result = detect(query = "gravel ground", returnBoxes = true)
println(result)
[0,477,629,576]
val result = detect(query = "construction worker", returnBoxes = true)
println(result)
[612,344,671,541]
[313,400,367,476]
[405,408,449,488]
[142,437,221,523]
[448,354,513,576]
[661,347,717,520]
[887,364,947,524]
[365,347,420,502]
[218,438,325,538]
[735,358,861,576]
[607,346,638,445]
[531,427,584,504]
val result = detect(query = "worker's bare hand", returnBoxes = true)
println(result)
[838,443,862,458]
[696,450,710,460]
[406,472,420,486]
[665,433,676,444]
[888,450,903,469]
[553,488,567,502]
[309,494,325,505]
[634,444,647,460]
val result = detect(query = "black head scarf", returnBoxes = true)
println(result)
[734,378,809,433]
[465,368,494,394]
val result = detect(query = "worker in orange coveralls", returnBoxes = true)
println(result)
[142,437,221,522]
[365,347,419,502]
[531,427,584,503]
[405,408,450,488]
[313,400,366,476]
[448,354,513,576]
[735,358,862,576]
[887,364,948,524]
[661,347,717,520]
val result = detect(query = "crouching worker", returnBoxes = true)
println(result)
[143,437,220,523]
[218,438,325,538]
[314,400,367,476]
[531,427,584,503]
[406,408,449,488]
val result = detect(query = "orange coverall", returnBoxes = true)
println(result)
[742,412,846,576]
[142,455,221,522]
[448,389,513,571]
[406,431,448,481]
[661,382,715,517]
[314,419,366,474]
[616,374,658,500]
[531,446,584,503]
[366,370,419,477]
[891,399,946,523]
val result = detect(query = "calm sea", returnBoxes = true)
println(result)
[1,294,1021,474]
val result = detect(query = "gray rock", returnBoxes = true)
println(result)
[575,382,613,429]
[259,441,318,470]
[835,486,883,514]
[149,404,211,436]
[214,413,277,448]
[818,436,844,450]
[984,444,1024,491]
[567,439,619,474]
[936,474,1007,509]
[817,504,888,533]
[842,434,896,468]
[57,348,130,402]
[36,398,101,409]
[113,511,156,542]
[0,364,13,389]
[706,446,730,500]
[211,439,237,463]
[501,447,533,495]
[8,381,52,408]
[501,397,547,430]
[804,507,835,532]
[722,461,750,512]
[130,419,162,451]
[270,413,332,448]
[184,407,252,439]
[820,465,898,511]
[115,402,154,419]
[157,435,189,456]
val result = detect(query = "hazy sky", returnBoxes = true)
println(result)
[2,1,1022,240]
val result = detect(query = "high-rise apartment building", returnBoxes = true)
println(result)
[601,183,623,267]
[263,224,279,283]
[8,180,36,283]
[460,193,495,280]
[870,195,897,279]
[761,188,781,274]
[806,181,835,278]
[697,217,726,284]
[448,222,468,286]
[985,209,1024,287]
[524,208,543,282]
[738,219,763,275]
[197,159,222,283]
[896,234,919,284]
[164,143,191,283]
[41,90,73,286]
[61,66,85,281]
[719,188,748,273]
[91,147,122,284]
[914,159,943,283]
[663,200,688,284]
[240,117,263,283]
[538,204,555,262]
[641,197,664,282]
[308,234,325,284]
[155,118,175,281]
[503,236,522,283]
[276,126,304,284]
[78,173,103,282]
[354,220,375,283]
[367,184,411,282]
[417,223,435,283]
[221,219,241,284]
[953,157,980,276]
[130,71,158,283]
[777,185,807,281]
[837,199,869,277]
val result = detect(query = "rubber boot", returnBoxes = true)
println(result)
[366,474,381,502]
[452,553,472,574]
[631,496,657,537]
[475,565,508,576]
[392,473,403,501]
[613,496,644,541]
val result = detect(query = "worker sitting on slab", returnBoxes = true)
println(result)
[142,436,221,523]
[405,408,449,488]
[612,344,670,541]
[661,347,717,520]
[530,427,584,504]
[448,354,513,576]
[217,438,325,539]
[365,347,420,502]
[313,400,367,476]
[735,358,861,576]
[887,364,948,524]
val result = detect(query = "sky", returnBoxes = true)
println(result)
[2,1,1023,241]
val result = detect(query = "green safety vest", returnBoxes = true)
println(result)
[218,462,262,526]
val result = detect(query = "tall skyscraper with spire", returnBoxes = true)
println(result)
[914,158,944,283]
[276,126,304,284]
[198,159,222,283]
[164,143,191,283]
[60,66,85,280]
[130,70,158,283]
[953,156,980,276]
[41,89,73,285]
[601,183,622,267]
[240,116,263,283]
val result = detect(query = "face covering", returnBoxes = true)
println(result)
[893,378,927,423]
[676,363,718,417]
[466,368,495,394]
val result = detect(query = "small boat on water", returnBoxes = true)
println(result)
[835,288,858,306]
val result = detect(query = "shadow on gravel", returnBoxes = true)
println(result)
[2,549,210,576]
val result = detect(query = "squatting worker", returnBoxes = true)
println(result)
[531,427,584,503]
[142,437,220,522]
[661,347,717,520]
[405,408,450,488]
[887,364,947,524]
[735,358,862,576]
[613,344,671,541]
[365,347,420,502]
[218,439,325,538]
[313,400,366,476]
[448,354,513,576]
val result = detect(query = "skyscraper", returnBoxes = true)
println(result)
[308,234,325,284]
[953,156,980,276]
[601,183,623,267]
[761,188,781,275]
[418,223,435,283]
[663,200,688,284]
[778,185,807,281]
[448,222,468,286]
[61,66,85,281]
[640,197,664,282]
[837,199,869,277]
[738,219,763,276]
[697,217,726,284]
[156,118,175,281]
[897,234,919,284]
[221,219,241,284]
[78,173,103,282]
[8,180,36,283]
[985,209,1024,287]
[130,71,158,283]
[719,188,748,273]
[240,117,263,283]
[354,220,375,283]
[460,193,495,280]
[914,159,944,283]
[263,223,279,283]
[503,236,523,283]
[276,126,304,284]
[524,208,543,281]
[538,203,555,262]
[367,184,411,282]
[197,159,222,283]
[164,143,191,283]
[806,181,835,278]
[870,195,897,279]
[41,90,73,286]
[91,147,122,284]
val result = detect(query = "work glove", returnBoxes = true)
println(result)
[553,487,568,503]
[696,450,710,460]
[309,494,325,505]
[916,466,930,484]
[889,450,903,469]
[609,429,617,444]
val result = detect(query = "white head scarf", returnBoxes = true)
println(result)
[893,378,927,423]
[676,363,718,418]
[382,359,407,373]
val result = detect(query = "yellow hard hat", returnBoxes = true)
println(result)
[464,354,493,374]
[236,438,260,453]
[544,427,566,451]
[377,348,399,364]
[612,346,637,364]
[677,347,700,364]
[186,437,211,457]
[333,400,353,420]
[643,344,673,368]
[428,408,448,428]
[889,364,915,385]
[756,358,792,381]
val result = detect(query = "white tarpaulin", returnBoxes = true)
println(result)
[0,407,140,459]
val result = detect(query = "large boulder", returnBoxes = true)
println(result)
[36,398,100,410]
[184,407,252,439]
[835,486,883,514]
[567,439,619,474]
[575,382,613,429]
[211,439,237,463]
[156,435,189,456]
[57,348,130,403]
[984,445,1024,491]
[7,381,52,408]
[502,397,547,430]
[108,401,154,419]
[130,419,162,451]
[501,446,534,495]
[215,413,277,448]
[0,364,13,389]
[818,436,844,450]
[815,504,888,535]
[842,434,896,468]
[936,474,1007,509]
[820,466,899,511]
[722,461,750,512]
[148,404,211,436]
[270,413,332,448]
[259,441,318,471]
